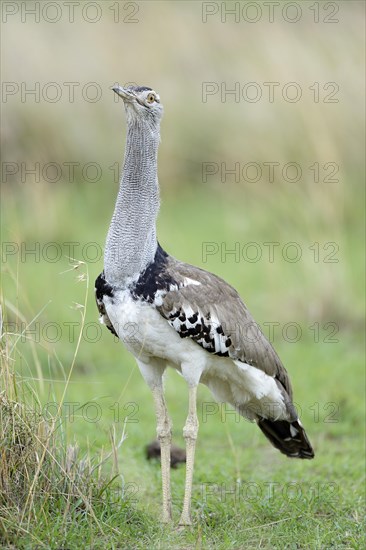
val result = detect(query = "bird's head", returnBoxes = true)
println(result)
[113,84,163,130]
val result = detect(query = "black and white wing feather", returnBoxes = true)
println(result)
[155,253,293,400]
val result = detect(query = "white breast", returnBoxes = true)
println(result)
[103,290,206,370]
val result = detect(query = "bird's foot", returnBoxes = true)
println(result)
[178,513,192,527]
[161,505,172,524]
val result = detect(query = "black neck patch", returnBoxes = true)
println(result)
[95,271,114,301]
[131,244,177,303]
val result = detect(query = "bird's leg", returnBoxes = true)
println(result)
[151,385,173,523]
[179,385,199,526]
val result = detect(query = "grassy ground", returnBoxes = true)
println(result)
[1,182,364,549]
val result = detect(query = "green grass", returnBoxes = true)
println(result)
[1,181,364,549]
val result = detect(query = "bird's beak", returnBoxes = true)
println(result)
[112,85,135,102]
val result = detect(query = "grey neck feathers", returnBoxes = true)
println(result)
[104,119,160,285]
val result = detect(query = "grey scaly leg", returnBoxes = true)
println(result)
[151,385,172,523]
[179,385,199,526]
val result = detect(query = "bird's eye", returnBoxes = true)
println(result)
[146,93,155,104]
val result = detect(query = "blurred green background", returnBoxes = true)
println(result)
[1,1,365,546]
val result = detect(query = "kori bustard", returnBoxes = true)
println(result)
[96,84,314,526]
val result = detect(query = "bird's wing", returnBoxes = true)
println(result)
[154,256,293,400]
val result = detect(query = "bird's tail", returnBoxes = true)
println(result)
[257,418,314,459]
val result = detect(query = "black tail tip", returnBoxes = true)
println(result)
[257,418,315,459]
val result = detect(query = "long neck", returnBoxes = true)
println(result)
[104,120,160,285]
